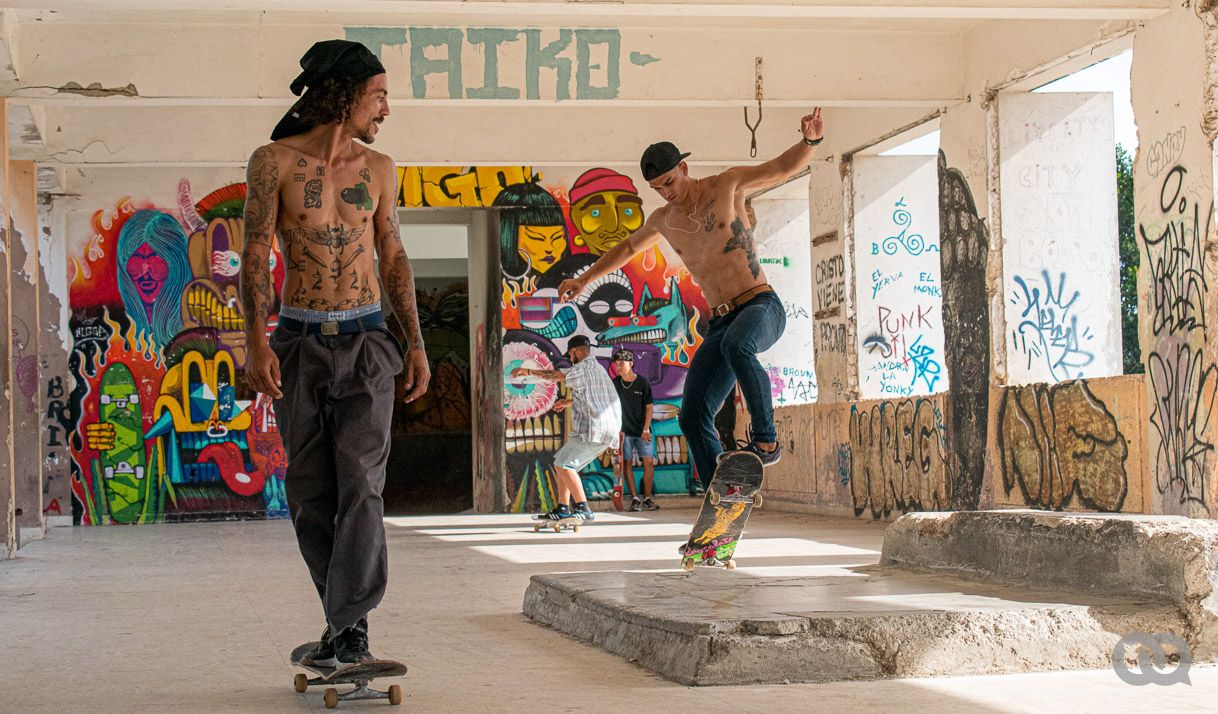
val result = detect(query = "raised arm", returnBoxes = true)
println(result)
[373,154,430,402]
[240,144,283,398]
[723,108,824,193]
[557,213,664,302]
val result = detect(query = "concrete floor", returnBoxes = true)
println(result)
[1,509,1213,713]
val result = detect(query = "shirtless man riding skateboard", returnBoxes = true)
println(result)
[240,39,429,668]
[558,108,823,488]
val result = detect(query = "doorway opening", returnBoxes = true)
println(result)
[382,210,478,514]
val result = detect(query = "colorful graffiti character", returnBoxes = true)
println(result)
[183,217,273,367]
[494,182,569,276]
[146,340,265,505]
[567,168,645,255]
[116,209,192,348]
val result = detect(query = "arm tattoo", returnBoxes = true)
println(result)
[723,217,762,279]
[378,213,425,350]
[240,146,279,337]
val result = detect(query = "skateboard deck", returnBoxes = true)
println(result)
[612,484,624,511]
[532,515,583,533]
[290,641,407,708]
[680,451,764,571]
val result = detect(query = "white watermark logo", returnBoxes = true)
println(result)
[1111,632,1192,686]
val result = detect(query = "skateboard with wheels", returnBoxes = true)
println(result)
[290,641,407,709]
[612,483,624,511]
[532,515,583,533]
[679,451,764,571]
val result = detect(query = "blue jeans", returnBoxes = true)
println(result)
[679,291,786,488]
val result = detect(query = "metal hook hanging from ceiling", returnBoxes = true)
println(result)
[743,57,764,158]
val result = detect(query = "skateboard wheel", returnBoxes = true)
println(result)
[533,524,542,532]
[552,525,562,533]
[293,673,308,693]
[725,560,737,570]
[754,493,764,509]
[389,684,404,705]
[324,687,339,708]
[682,559,696,572]
[709,491,721,506]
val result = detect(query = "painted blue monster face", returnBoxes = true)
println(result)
[596,277,690,350]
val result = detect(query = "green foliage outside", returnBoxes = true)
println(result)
[1117,144,1142,374]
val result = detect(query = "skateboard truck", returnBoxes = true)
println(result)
[294,671,404,708]
[291,641,407,709]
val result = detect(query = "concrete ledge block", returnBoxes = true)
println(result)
[881,510,1218,656]
[522,570,1191,685]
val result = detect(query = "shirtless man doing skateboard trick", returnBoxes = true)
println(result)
[559,109,824,488]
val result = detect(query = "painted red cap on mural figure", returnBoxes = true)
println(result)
[569,168,639,205]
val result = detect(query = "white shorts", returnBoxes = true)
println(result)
[554,436,609,472]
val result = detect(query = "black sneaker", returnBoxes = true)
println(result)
[642,497,660,511]
[301,626,337,668]
[628,497,643,512]
[544,505,572,521]
[743,440,782,466]
[333,619,374,666]
[573,503,595,522]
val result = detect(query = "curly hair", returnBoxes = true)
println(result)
[295,75,370,128]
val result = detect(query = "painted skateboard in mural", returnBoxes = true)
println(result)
[532,515,584,533]
[290,641,407,709]
[94,362,148,524]
[680,451,764,571]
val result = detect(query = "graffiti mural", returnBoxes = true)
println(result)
[853,157,947,399]
[1141,158,1217,513]
[69,182,288,524]
[847,398,949,519]
[998,381,1128,511]
[937,150,990,511]
[497,176,709,510]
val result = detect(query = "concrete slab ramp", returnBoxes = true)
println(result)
[523,511,1217,685]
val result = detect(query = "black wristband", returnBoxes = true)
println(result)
[803,135,824,147]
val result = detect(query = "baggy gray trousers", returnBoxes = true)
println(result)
[269,325,404,635]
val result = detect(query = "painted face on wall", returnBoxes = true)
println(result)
[125,243,169,308]
[572,192,644,255]
[517,225,567,273]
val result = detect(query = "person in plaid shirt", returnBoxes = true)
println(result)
[511,334,621,521]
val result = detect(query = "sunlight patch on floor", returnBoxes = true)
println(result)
[469,537,881,564]
[384,513,649,529]
[420,522,696,541]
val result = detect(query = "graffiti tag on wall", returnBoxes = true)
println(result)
[998,380,1128,511]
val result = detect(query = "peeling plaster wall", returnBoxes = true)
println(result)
[1133,4,1218,518]
[743,17,1189,522]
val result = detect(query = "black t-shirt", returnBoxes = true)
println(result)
[612,374,653,437]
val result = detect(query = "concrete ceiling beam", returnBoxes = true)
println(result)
[21,104,932,167]
[4,1,1172,23]
[8,21,967,105]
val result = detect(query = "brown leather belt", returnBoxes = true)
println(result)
[709,284,774,318]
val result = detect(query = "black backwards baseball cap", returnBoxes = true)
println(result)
[271,40,387,141]
[566,334,592,356]
[640,141,691,181]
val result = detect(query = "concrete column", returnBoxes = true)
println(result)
[936,100,996,510]
[1,98,15,557]
[1133,4,1218,517]
[8,160,41,543]
[39,197,71,526]
[812,158,855,404]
